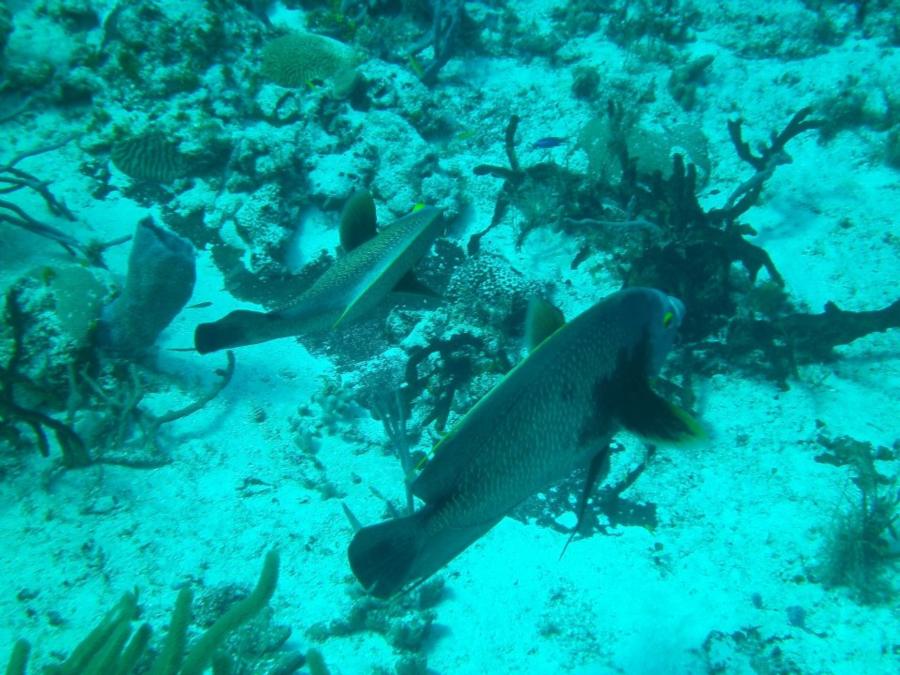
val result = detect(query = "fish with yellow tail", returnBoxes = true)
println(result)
[348,287,703,597]
[194,192,442,353]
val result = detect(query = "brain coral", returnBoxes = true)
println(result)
[261,32,356,88]
[111,132,187,183]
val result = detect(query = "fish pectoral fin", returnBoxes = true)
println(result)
[613,376,704,443]
[561,446,612,559]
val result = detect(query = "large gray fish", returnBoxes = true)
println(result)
[195,196,442,353]
[348,287,703,597]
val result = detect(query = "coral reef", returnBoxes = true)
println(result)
[0,284,90,468]
[0,272,235,470]
[470,114,588,252]
[725,297,900,386]
[408,0,466,84]
[699,626,802,673]
[0,0,897,670]
[307,578,443,673]
[667,54,714,111]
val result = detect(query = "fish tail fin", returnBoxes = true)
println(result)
[194,310,278,354]
[348,508,431,598]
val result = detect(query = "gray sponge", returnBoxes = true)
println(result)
[101,217,195,355]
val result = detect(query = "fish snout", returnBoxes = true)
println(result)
[667,295,686,328]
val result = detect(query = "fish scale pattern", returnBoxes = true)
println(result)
[260,32,355,88]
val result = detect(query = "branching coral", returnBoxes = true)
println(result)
[512,442,661,538]
[470,115,587,252]
[0,139,85,257]
[474,106,898,389]
[402,331,509,432]
[408,0,466,85]
[4,549,304,674]
[725,297,900,386]
[813,434,899,604]
[606,107,899,384]
[0,140,128,266]
[714,107,822,221]
[368,388,416,515]
[75,352,236,467]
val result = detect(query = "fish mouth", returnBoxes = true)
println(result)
[667,295,686,325]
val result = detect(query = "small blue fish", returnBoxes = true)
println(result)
[532,136,566,149]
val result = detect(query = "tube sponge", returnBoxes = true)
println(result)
[179,549,280,675]
[7,549,281,674]
[100,217,195,355]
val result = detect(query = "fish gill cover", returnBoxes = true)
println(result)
[0,0,898,673]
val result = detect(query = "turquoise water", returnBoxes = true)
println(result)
[1,1,898,673]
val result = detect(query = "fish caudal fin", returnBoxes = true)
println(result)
[194,310,279,354]
[348,509,430,598]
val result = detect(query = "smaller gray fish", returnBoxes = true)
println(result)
[195,199,442,354]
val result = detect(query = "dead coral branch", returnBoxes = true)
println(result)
[82,351,237,468]
[0,137,86,256]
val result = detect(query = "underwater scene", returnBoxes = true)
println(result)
[1,0,899,672]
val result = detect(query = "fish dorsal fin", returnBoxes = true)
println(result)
[393,271,440,298]
[333,206,442,329]
[340,190,377,252]
[526,298,565,352]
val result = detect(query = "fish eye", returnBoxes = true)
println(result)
[662,311,674,328]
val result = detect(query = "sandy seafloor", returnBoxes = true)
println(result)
[1,0,899,673]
